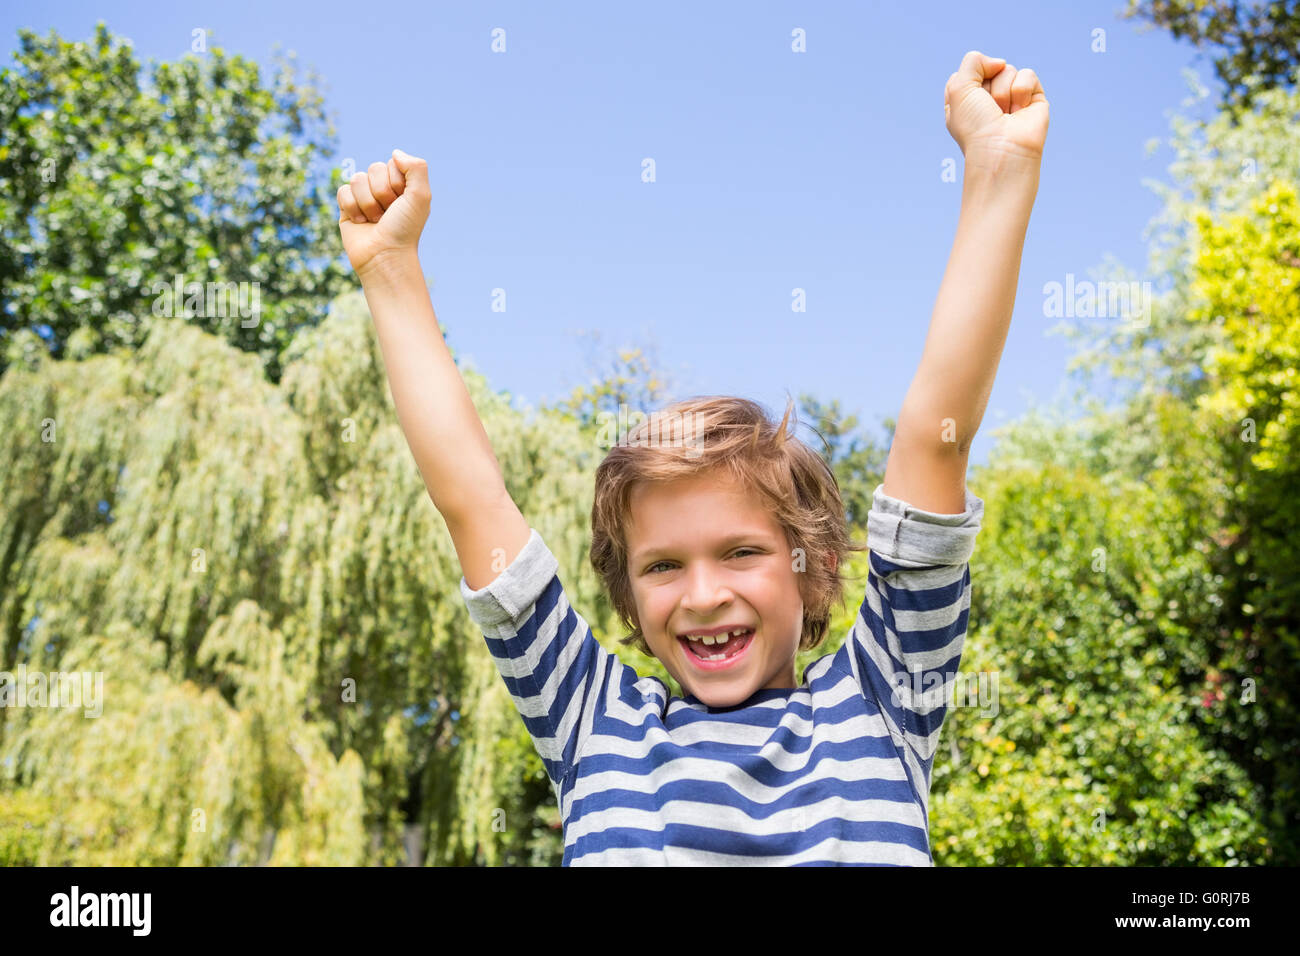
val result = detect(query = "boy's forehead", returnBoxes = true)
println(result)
[627,471,751,519]
[630,467,745,499]
[626,473,778,554]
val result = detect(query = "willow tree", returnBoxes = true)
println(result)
[0,293,639,865]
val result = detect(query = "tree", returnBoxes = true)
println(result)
[930,456,1270,864]
[555,334,671,425]
[1122,0,1300,118]
[1053,72,1300,405]
[795,394,890,531]
[1179,179,1300,856]
[1048,73,1300,863]
[0,296,622,865]
[0,23,351,383]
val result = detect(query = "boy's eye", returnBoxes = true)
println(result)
[645,548,760,574]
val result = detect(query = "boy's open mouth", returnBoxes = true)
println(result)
[677,628,755,664]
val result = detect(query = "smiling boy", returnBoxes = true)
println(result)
[338,51,1047,864]
[628,466,809,700]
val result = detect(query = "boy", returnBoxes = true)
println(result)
[337,51,1047,864]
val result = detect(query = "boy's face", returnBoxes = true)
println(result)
[625,469,803,709]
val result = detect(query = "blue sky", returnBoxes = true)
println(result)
[4,1,1224,467]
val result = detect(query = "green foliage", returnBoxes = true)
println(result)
[555,339,669,425]
[931,459,1269,864]
[0,23,350,382]
[1043,75,1300,863]
[0,296,659,866]
[0,786,53,865]
[1189,179,1299,475]
[795,393,890,530]
[1055,71,1300,401]
[1182,178,1300,860]
[2,20,1292,867]
[1121,1,1300,118]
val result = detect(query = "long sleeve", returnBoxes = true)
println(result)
[851,483,984,786]
[459,529,620,799]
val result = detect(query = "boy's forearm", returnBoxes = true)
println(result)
[899,156,1040,452]
[358,251,507,520]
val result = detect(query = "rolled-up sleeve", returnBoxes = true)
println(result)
[852,483,985,786]
[459,529,616,799]
[866,483,984,568]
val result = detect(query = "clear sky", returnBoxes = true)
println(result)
[3,1,1224,467]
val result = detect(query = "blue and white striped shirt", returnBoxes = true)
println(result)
[459,482,984,865]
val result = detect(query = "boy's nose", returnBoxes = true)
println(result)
[681,563,733,612]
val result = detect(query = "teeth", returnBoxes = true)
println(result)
[681,628,752,663]
[682,628,750,646]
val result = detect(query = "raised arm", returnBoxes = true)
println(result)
[338,150,530,589]
[882,51,1048,514]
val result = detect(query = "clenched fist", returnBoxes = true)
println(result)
[337,149,431,278]
[944,51,1049,165]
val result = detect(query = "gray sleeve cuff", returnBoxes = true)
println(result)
[459,529,560,632]
[866,482,985,568]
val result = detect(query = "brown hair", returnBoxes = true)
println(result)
[590,395,866,656]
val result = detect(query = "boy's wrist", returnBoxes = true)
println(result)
[357,247,424,287]
[962,148,1040,190]
[961,153,1039,215]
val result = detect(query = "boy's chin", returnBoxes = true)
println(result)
[684,680,756,709]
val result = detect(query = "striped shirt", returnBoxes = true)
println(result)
[459,482,984,865]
